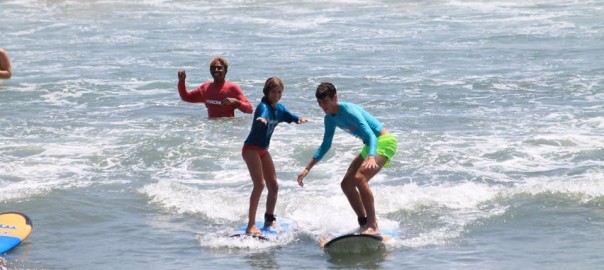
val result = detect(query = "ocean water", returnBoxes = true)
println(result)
[1,0,603,269]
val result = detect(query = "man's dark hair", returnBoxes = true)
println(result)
[316,82,336,100]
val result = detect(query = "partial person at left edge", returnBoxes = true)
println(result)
[0,48,12,79]
[177,57,253,117]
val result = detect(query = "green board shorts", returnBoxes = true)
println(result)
[360,133,398,168]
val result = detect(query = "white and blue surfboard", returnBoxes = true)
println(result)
[0,212,33,254]
[229,218,297,241]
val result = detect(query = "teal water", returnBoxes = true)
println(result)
[1,0,603,269]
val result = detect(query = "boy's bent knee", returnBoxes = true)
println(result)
[340,179,356,191]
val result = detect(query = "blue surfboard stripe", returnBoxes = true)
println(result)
[235,220,295,235]
[230,218,297,240]
[0,236,22,254]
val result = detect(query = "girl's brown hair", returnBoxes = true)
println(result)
[262,76,284,98]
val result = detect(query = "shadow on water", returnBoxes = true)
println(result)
[325,250,388,268]
[245,250,279,270]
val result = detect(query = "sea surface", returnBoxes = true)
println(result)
[1,0,603,269]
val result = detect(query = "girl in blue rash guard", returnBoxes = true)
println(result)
[242,76,309,236]
[297,82,398,235]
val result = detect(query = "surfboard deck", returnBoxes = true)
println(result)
[228,218,297,241]
[0,212,33,254]
[320,227,396,255]
[320,233,387,254]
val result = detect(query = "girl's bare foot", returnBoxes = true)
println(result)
[246,225,262,235]
[263,221,281,231]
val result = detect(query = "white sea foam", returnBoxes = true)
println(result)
[140,180,247,221]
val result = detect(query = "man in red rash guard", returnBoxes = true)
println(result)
[177,57,253,117]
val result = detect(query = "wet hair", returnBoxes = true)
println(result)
[316,82,336,100]
[262,76,284,99]
[210,57,228,73]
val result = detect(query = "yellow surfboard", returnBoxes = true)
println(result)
[0,212,33,254]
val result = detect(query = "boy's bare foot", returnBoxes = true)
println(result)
[360,226,380,235]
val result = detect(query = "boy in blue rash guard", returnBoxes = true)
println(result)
[242,76,309,235]
[298,82,398,235]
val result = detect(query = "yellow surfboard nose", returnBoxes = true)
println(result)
[0,212,33,241]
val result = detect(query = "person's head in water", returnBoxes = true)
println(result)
[0,48,12,79]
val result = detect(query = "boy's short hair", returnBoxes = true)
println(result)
[316,82,336,100]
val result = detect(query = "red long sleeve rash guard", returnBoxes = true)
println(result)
[178,80,253,117]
